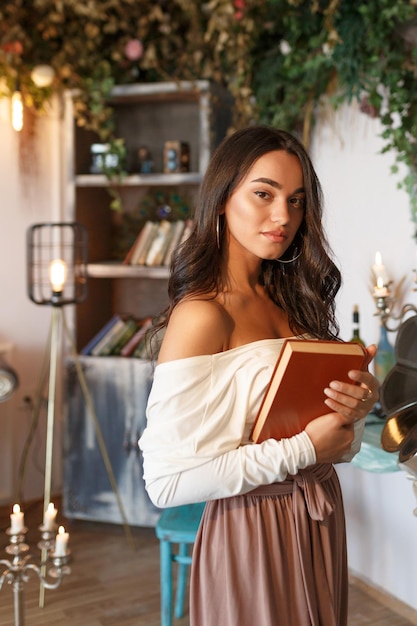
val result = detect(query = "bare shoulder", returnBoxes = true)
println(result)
[158,298,232,363]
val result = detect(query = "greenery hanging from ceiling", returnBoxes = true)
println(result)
[0,0,417,231]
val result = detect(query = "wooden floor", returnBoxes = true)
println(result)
[0,498,416,626]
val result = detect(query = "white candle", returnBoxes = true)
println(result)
[372,251,389,284]
[10,504,24,534]
[55,525,69,556]
[43,502,58,531]
[374,276,390,298]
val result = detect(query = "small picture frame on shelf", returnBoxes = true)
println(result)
[163,141,190,174]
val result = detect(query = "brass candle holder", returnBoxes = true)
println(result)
[373,278,417,332]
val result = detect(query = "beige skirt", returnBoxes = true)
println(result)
[189,464,348,626]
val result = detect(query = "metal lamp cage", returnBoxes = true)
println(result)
[27,222,88,306]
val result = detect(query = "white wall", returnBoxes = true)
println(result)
[311,100,417,612]
[312,100,417,346]
[0,97,64,506]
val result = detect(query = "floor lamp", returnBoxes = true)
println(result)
[27,221,88,510]
[27,222,88,608]
[26,222,135,608]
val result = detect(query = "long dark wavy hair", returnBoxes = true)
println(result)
[161,125,341,340]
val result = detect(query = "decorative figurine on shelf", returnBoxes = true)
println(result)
[138,145,153,174]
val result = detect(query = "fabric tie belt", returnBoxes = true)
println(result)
[247,463,336,521]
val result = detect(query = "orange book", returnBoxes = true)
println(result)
[250,339,367,443]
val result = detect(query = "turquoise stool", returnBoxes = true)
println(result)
[155,502,205,626]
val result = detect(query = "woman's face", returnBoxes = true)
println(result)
[224,150,305,262]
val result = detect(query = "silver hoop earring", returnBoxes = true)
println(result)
[276,236,303,264]
[216,216,220,249]
[276,249,302,264]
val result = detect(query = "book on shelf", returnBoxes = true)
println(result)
[163,220,186,267]
[89,316,132,357]
[131,334,150,359]
[119,316,154,357]
[152,220,184,267]
[135,222,160,265]
[86,316,128,357]
[145,220,172,266]
[123,228,145,265]
[109,318,141,356]
[97,318,139,357]
[122,219,192,268]
[123,221,156,266]
[250,339,367,444]
[80,314,123,356]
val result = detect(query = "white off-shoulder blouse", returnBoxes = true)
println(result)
[139,338,364,508]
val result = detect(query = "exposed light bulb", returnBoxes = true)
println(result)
[11,91,23,132]
[49,259,67,293]
[30,64,55,88]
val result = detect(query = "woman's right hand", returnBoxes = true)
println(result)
[304,412,356,463]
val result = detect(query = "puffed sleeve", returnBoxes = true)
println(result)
[139,354,316,507]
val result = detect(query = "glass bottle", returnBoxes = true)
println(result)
[374,322,396,384]
[350,304,366,346]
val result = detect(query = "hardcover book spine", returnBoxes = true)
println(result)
[136,222,159,266]
[129,221,156,265]
[81,314,122,356]
[163,220,185,267]
[98,318,138,357]
[110,319,141,355]
[119,317,153,357]
[90,318,127,356]
[145,220,172,266]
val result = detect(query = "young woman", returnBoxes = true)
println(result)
[139,126,379,626]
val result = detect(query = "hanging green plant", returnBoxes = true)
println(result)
[0,1,417,232]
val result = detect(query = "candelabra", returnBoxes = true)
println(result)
[373,286,417,332]
[372,250,417,331]
[0,521,70,626]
